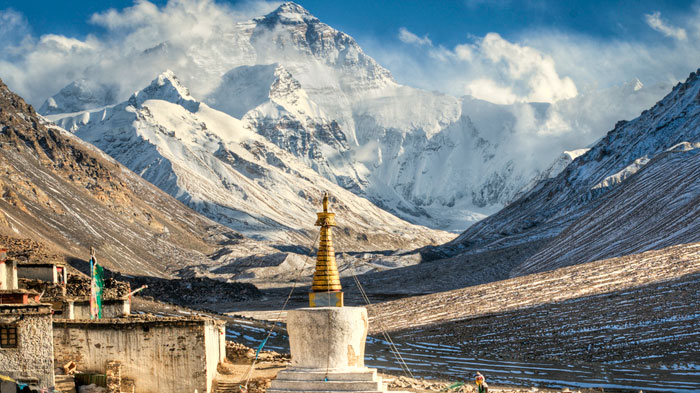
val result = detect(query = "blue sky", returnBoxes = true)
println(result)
[1,0,695,49]
[1,0,699,110]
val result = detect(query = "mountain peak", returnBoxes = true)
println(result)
[259,2,315,25]
[39,78,118,115]
[130,70,200,112]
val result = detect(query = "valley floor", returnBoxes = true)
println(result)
[212,242,700,392]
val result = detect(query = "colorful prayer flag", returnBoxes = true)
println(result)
[90,256,104,320]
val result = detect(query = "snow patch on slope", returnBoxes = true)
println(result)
[591,156,650,191]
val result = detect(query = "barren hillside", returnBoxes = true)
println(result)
[0,77,275,278]
[367,242,700,370]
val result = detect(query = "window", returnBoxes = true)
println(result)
[0,325,18,348]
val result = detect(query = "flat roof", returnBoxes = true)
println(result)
[53,315,225,328]
[16,262,66,267]
[0,303,53,314]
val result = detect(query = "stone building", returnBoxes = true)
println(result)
[16,261,67,286]
[53,316,226,393]
[0,290,55,390]
[2,245,228,392]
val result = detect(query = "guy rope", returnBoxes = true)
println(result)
[349,260,415,379]
[239,231,320,393]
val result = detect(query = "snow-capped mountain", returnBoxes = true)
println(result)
[39,79,118,115]
[40,2,590,232]
[50,71,452,249]
[439,68,700,276]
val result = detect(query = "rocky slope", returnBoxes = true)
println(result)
[49,71,452,250]
[429,68,700,277]
[0,77,297,284]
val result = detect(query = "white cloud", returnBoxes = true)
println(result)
[38,34,96,51]
[476,32,578,103]
[645,11,687,40]
[393,30,578,105]
[0,9,29,40]
[398,27,432,46]
[465,78,518,105]
[0,0,281,106]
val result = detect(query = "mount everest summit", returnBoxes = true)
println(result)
[41,2,663,241]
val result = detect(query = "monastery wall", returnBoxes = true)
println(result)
[53,318,225,393]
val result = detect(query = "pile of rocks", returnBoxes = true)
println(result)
[67,274,131,299]
[246,378,272,393]
[20,278,66,297]
[111,274,262,308]
[226,341,289,363]
[1,235,66,264]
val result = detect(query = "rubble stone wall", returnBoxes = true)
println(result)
[53,319,224,393]
[0,307,54,388]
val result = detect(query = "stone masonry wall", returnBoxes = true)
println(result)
[0,307,54,388]
[53,319,223,393]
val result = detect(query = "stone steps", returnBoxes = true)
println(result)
[272,380,382,391]
[214,380,241,393]
[269,368,388,393]
[276,369,378,381]
[54,375,76,393]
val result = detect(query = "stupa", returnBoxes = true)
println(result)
[268,193,393,393]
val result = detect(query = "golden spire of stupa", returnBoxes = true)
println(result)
[309,192,343,307]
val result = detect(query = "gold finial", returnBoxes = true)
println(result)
[309,192,343,307]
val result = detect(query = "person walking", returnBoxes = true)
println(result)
[475,372,488,393]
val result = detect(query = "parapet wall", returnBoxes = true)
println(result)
[53,317,225,393]
[72,299,130,320]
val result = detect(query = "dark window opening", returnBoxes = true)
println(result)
[0,325,18,348]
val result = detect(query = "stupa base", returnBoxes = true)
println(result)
[268,367,385,393]
[271,307,406,393]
